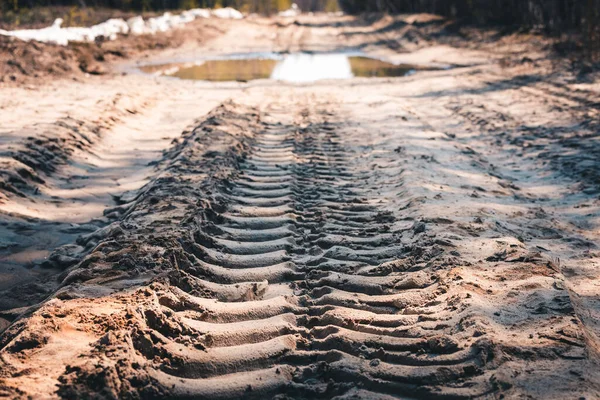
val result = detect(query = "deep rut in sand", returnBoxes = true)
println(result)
[1,99,593,399]
[154,109,466,398]
[85,104,491,399]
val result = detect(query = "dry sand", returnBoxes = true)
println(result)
[0,13,599,399]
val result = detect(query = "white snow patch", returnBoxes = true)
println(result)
[279,4,300,17]
[212,7,244,19]
[0,7,241,46]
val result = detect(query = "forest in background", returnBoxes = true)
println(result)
[0,0,338,28]
[0,0,340,29]
[1,0,598,57]
[338,0,599,56]
[1,0,338,13]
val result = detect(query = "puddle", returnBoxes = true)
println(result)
[142,58,279,82]
[139,53,442,83]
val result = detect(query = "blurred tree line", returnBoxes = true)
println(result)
[338,0,599,55]
[2,0,596,56]
[337,0,597,31]
[0,0,338,13]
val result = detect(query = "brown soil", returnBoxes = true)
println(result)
[0,12,599,399]
[0,17,224,85]
[0,6,169,31]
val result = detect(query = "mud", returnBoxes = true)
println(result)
[0,12,599,400]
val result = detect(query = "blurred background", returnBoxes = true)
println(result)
[1,0,598,56]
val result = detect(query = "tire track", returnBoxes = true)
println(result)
[112,103,493,399]
[2,99,589,399]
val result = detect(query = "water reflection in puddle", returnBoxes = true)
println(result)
[140,53,438,82]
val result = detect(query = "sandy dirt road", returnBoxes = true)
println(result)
[0,13,599,399]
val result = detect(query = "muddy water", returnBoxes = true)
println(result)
[140,53,434,82]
